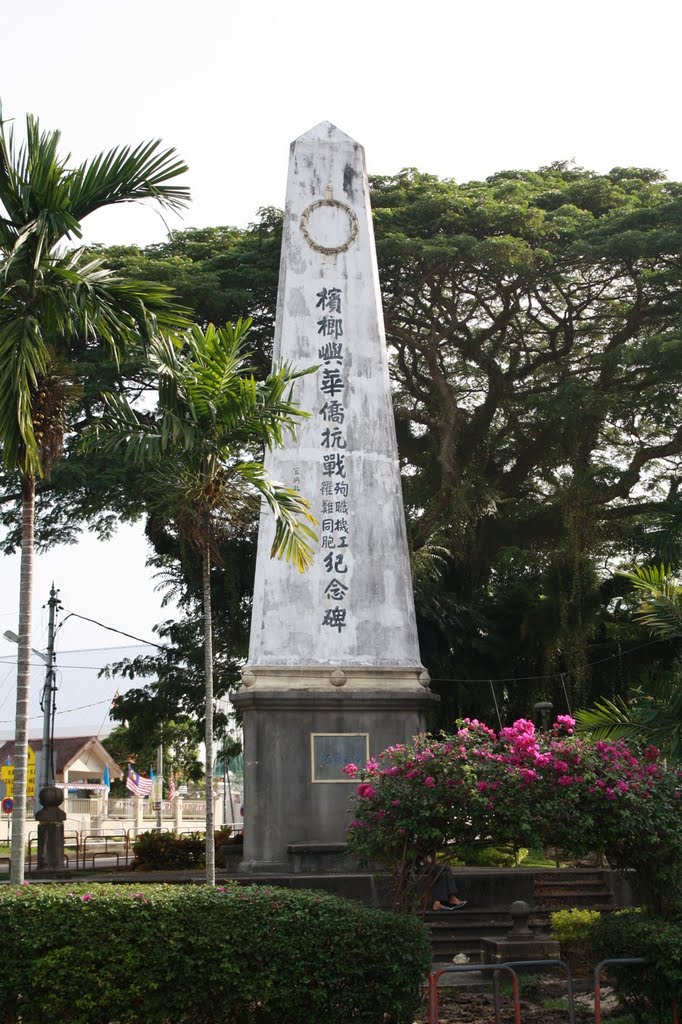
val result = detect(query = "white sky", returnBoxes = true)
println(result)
[1,0,681,735]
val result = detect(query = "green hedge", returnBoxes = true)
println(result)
[0,883,431,1024]
[590,909,682,1014]
[132,829,207,869]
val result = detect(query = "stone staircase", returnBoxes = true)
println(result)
[426,906,515,961]
[425,868,626,963]
[532,870,615,911]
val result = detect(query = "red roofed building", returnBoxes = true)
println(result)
[0,736,122,791]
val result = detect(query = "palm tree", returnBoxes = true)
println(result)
[90,320,317,884]
[0,103,189,882]
[576,565,682,759]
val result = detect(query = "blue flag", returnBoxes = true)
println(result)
[103,764,111,791]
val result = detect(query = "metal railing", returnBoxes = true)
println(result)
[427,955,680,1024]
[81,831,131,870]
[594,958,679,1024]
[427,964,521,1024]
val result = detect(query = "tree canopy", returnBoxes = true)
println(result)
[3,164,681,734]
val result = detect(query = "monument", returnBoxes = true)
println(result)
[232,122,438,874]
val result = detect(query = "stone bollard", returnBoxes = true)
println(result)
[35,786,67,873]
[133,796,144,837]
[173,796,183,834]
[506,900,535,940]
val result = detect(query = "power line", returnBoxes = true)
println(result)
[60,609,164,649]
[0,659,138,670]
[0,697,113,724]
[57,644,156,654]
[429,637,669,684]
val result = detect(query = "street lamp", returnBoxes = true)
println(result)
[533,701,554,732]
[4,583,60,791]
[3,585,59,790]
[4,584,64,874]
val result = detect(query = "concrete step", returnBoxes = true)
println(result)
[535,888,611,901]
[534,878,610,890]
[533,870,607,881]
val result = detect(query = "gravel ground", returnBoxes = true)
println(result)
[413,977,625,1023]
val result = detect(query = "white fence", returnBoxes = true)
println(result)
[18,790,243,840]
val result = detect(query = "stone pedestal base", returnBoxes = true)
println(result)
[482,899,560,962]
[481,937,561,962]
[231,684,438,873]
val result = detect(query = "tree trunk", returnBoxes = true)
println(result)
[203,544,215,885]
[10,474,35,884]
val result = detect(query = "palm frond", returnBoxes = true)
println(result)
[236,461,318,572]
[617,564,682,640]
[0,315,48,473]
[575,697,636,740]
[67,138,189,222]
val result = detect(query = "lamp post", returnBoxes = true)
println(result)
[3,583,59,791]
[4,583,62,872]
[534,701,554,733]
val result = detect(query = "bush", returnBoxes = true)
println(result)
[132,829,207,869]
[0,883,431,1024]
[346,717,682,913]
[453,845,528,867]
[550,908,602,977]
[590,909,682,1017]
[550,908,602,943]
[132,829,239,870]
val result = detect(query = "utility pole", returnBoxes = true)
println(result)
[40,584,60,791]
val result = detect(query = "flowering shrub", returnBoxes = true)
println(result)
[346,717,682,913]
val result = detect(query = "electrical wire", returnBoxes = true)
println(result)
[0,696,112,720]
[60,610,164,649]
[0,659,139,669]
[429,636,669,684]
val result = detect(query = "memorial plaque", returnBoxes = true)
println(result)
[311,733,369,782]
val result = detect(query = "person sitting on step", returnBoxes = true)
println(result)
[428,864,464,913]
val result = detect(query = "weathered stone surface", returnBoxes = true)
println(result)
[245,121,422,682]
[233,124,438,873]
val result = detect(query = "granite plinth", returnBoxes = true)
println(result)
[232,685,438,873]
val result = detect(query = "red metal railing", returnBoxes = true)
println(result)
[427,964,521,1024]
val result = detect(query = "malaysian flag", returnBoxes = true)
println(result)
[126,765,153,797]
[168,771,176,801]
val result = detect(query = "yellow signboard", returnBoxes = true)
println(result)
[0,745,36,800]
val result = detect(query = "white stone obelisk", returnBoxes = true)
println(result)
[233,123,437,874]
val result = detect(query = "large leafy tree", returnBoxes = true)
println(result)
[89,320,317,884]
[3,167,681,736]
[0,103,189,882]
[371,164,682,717]
[102,721,204,796]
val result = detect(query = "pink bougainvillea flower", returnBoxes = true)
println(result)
[343,763,358,777]
[424,776,436,788]
[553,714,576,734]
[357,783,377,799]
